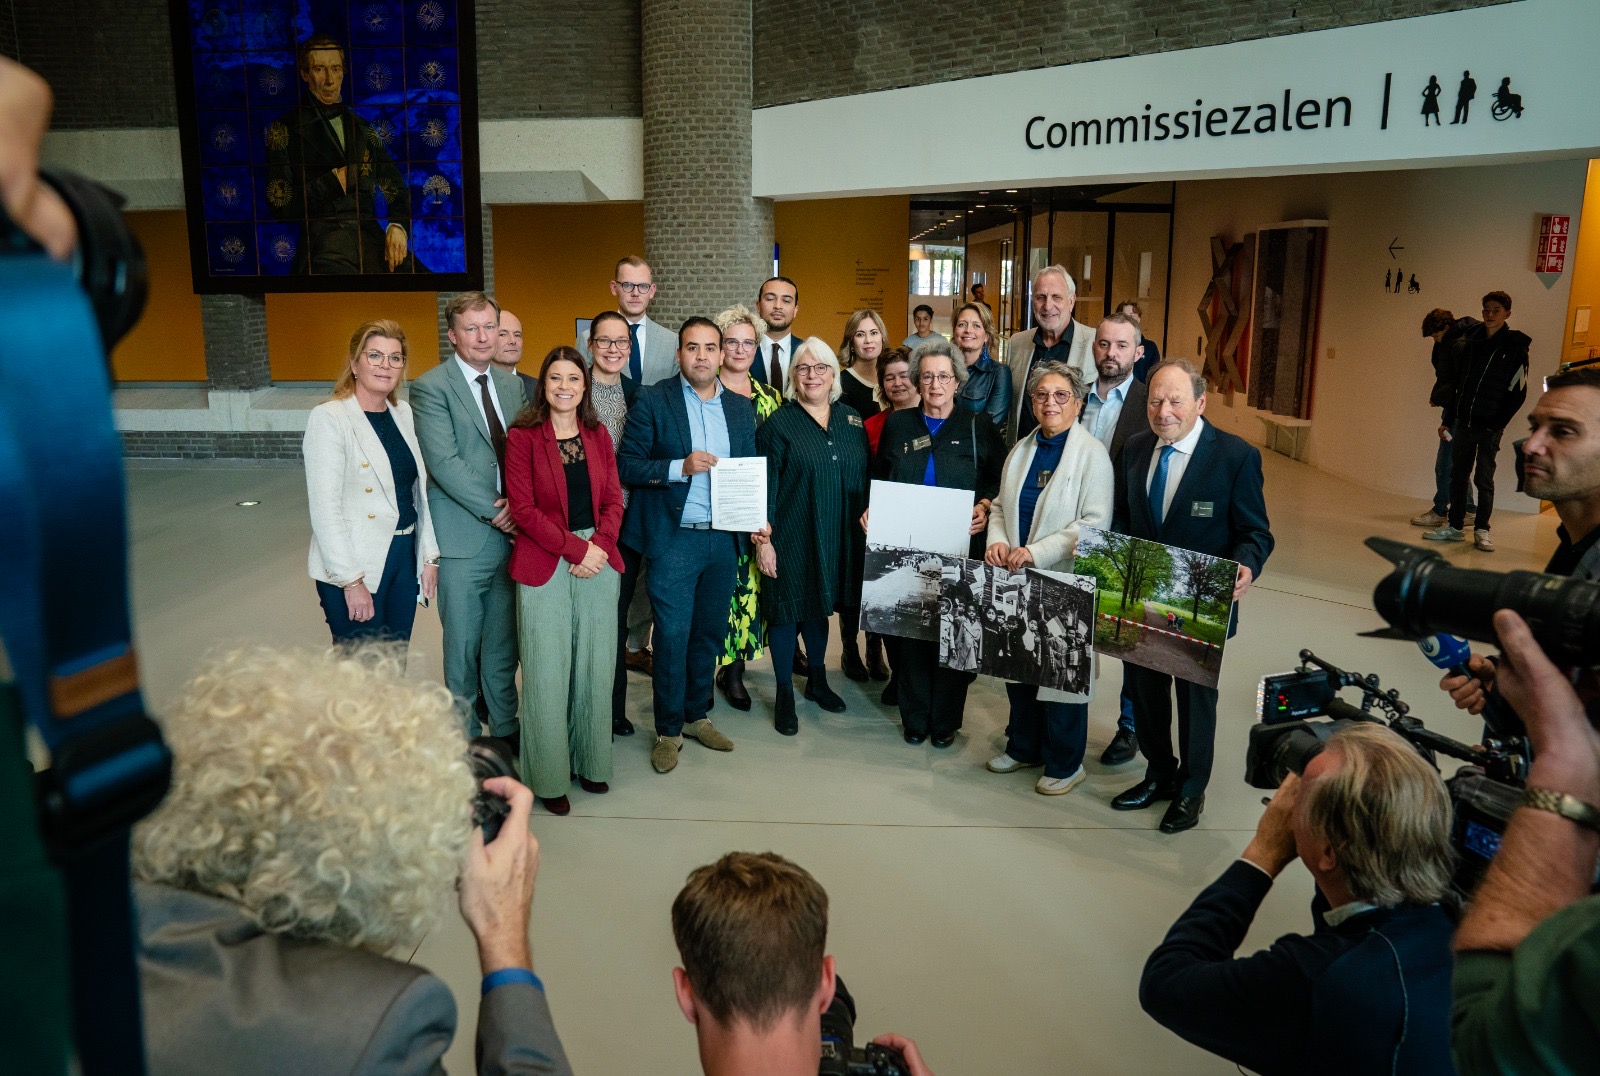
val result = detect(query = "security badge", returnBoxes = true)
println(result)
[1191,501,1214,518]
[847,413,863,427]
[912,435,932,450]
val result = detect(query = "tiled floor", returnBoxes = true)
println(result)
[125,451,1558,1074]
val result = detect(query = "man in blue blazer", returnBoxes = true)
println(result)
[1110,359,1274,833]
[617,317,757,774]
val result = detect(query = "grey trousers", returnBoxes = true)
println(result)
[436,534,518,738]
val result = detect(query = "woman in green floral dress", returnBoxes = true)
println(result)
[713,304,784,710]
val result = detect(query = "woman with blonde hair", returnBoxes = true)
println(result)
[951,301,1011,429]
[836,308,888,420]
[303,319,439,646]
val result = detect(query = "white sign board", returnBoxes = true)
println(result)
[754,0,1600,198]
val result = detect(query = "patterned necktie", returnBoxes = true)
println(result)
[1148,444,1176,527]
[476,373,507,485]
[628,322,642,383]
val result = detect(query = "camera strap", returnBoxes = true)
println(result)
[0,253,169,1075]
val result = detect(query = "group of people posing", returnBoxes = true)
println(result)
[302,258,1272,831]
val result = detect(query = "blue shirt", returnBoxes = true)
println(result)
[1082,375,1131,448]
[669,374,731,524]
[1018,427,1068,545]
[922,415,946,486]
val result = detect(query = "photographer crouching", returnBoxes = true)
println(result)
[1450,610,1600,1074]
[1140,723,1457,1075]
[131,645,572,1074]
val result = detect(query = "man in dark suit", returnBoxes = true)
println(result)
[753,276,801,393]
[491,309,539,406]
[1083,314,1152,766]
[617,318,757,774]
[266,35,417,276]
[1111,359,1273,833]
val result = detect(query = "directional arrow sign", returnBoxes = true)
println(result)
[1388,237,1405,259]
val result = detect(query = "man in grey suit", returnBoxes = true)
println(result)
[1006,264,1096,443]
[1082,313,1151,767]
[412,291,521,742]
[575,255,678,385]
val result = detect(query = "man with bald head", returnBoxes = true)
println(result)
[1110,359,1273,833]
[492,309,537,405]
[1006,265,1095,442]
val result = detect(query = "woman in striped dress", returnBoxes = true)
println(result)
[713,304,785,711]
[754,338,871,735]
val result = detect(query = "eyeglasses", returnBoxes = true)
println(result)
[1030,390,1074,404]
[362,350,406,368]
[593,337,631,351]
[791,363,832,378]
[613,281,652,295]
[919,372,955,385]
[723,339,759,353]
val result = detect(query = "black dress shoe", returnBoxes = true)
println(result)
[774,690,798,736]
[880,677,898,706]
[903,728,928,745]
[841,643,870,682]
[1111,778,1178,811]
[930,731,957,748]
[612,715,636,736]
[1159,794,1205,833]
[1099,728,1138,765]
[793,647,810,678]
[866,635,890,681]
[716,662,752,711]
[804,676,847,713]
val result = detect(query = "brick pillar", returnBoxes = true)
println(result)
[201,293,270,390]
[437,203,498,362]
[642,0,773,329]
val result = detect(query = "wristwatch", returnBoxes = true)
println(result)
[1520,787,1600,834]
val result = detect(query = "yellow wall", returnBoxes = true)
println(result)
[493,203,646,360]
[775,196,910,350]
[267,291,441,380]
[1562,159,1600,366]
[113,211,206,382]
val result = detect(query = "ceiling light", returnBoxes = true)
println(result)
[236,500,261,507]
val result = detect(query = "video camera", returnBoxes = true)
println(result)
[820,978,909,1076]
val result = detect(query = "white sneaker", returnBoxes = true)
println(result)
[987,752,1041,773]
[1474,530,1495,552]
[1410,510,1447,527]
[1036,767,1087,796]
[1423,526,1465,542]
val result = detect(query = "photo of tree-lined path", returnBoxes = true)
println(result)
[1073,527,1238,689]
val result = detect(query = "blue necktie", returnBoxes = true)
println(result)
[628,322,642,383]
[1148,444,1176,527]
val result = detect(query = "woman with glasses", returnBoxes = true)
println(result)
[713,304,785,711]
[982,362,1113,796]
[951,301,1011,430]
[591,310,647,737]
[304,319,439,646]
[754,338,870,735]
[836,308,888,425]
[873,339,1005,747]
[506,347,625,815]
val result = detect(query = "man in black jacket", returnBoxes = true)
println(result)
[1140,723,1457,1076]
[1425,291,1530,552]
[1411,308,1480,528]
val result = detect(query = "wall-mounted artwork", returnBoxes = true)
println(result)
[168,0,482,293]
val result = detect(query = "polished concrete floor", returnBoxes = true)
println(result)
[125,451,1559,1074]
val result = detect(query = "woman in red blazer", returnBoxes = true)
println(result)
[505,347,626,816]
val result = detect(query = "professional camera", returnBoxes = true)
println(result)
[819,977,909,1076]
[1245,650,1525,900]
[467,736,516,841]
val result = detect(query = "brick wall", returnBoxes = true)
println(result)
[120,430,303,460]
[202,293,271,390]
[3,0,177,128]
[751,0,1514,107]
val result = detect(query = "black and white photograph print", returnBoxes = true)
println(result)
[861,546,963,642]
[938,560,1096,693]
[1074,526,1238,691]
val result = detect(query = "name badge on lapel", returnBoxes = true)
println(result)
[1191,501,1214,518]
[847,413,864,427]
[912,435,932,451]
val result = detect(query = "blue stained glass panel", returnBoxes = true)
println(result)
[349,0,405,46]
[406,0,458,45]
[406,47,458,101]
[409,161,463,218]
[191,0,243,51]
[351,48,407,107]
[206,222,259,276]
[256,221,303,275]
[352,104,407,164]
[194,52,247,109]
[241,0,294,49]
[405,103,461,162]
[411,217,465,274]
[245,52,298,110]
[197,111,251,166]
[202,168,256,221]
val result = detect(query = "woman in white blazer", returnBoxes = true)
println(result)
[304,319,439,644]
[982,361,1113,795]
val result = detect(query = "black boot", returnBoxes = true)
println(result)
[841,637,869,682]
[716,660,752,711]
[774,686,798,735]
[804,668,847,712]
[865,634,889,681]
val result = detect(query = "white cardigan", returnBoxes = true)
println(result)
[986,422,1114,701]
[304,395,440,593]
